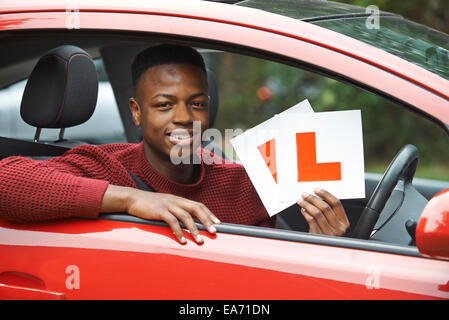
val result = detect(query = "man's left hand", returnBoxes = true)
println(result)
[298,188,350,236]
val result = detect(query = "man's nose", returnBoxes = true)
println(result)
[172,102,193,124]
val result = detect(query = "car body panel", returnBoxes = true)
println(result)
[0,0,449,300]
[0,218,448,299]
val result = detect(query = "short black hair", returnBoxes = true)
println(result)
[131,44,207,89]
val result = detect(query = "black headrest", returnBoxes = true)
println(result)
[207,69,219,127]
[21,45,98,128]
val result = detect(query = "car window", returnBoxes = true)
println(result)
[0,59,126,144]
[202,50,449,181]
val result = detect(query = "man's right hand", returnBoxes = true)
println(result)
[101,184,221,244]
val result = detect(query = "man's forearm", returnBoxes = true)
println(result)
[100,184,132,213]
[0,156,109,222]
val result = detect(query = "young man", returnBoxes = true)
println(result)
[0,44,349,244]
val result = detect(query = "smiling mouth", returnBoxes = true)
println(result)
[167,131,194,146]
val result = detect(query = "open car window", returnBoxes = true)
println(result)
[202,50,449,183]
[91,44,449,252]
[199,48,449,246]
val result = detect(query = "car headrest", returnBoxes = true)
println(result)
[207,69,219,127]
[21,45,98,128]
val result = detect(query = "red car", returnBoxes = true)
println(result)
[0,0,448,300]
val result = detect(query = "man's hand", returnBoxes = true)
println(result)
[298,188,349,236]
[101,185,221,244]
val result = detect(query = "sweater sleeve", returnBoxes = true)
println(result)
[0,154,110,222]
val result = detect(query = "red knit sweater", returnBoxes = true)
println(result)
[0,142,275,228]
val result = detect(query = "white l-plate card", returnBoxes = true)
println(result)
[276,110,365,203]
[230,99,313,216]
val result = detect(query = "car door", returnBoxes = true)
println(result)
[1,215,448,299]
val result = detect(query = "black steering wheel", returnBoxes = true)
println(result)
[351,144,419,240]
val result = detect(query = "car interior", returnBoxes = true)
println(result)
[1,31,449,255]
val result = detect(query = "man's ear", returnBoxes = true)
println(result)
[129,97,141,127]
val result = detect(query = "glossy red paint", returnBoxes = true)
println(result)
[1,218,448,299]
[1,0,449,300]
[416,189,449,260]
[0,283,65,300]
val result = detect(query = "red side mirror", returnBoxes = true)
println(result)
[416,189,449,260]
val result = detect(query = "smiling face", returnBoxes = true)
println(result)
[129,63,209,166]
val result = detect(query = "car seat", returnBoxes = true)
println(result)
[0,45,98,159]
[20,45,98,148]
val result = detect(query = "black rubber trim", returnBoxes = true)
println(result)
[97,213,437,260]
[303,12,399,23]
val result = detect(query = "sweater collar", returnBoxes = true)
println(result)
[134,142,206,192]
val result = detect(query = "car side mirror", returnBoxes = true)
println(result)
[416,189,449,260]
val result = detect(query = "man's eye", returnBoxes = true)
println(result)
[156,102,171,109]
[191,102,207,109]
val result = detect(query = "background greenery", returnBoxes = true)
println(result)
[204,0,449,180]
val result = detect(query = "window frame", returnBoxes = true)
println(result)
[99,213,433,259]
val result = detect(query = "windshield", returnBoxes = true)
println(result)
[238,0,368,20]
[238,0,449,80]
[314,16,449,81]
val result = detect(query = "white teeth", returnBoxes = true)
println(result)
[173,135,190,140]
